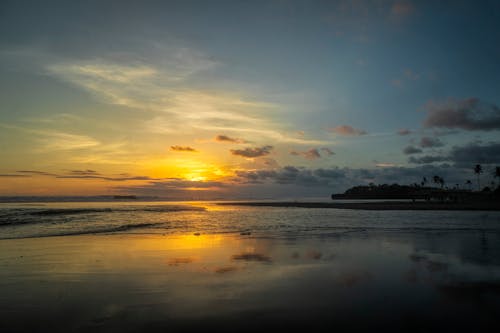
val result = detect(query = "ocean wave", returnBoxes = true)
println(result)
[28,205,205,216]
[0,205,205,227]
[0,222,166,239]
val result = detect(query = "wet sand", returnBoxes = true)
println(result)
[219,200,500,211]
[1,229,500,332]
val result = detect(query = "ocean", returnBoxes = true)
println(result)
[1,200,500,331]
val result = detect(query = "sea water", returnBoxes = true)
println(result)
[1,201,500,331]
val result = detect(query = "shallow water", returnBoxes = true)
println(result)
[1,202,500,332]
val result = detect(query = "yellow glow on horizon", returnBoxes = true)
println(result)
[146,156,232,182]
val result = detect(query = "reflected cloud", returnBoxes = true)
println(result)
[214,266,240,274]
[305,250,323,260]
[167,257,197,266]
[337,271,372,287]
[231,252,272,262]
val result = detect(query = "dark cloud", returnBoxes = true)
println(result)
[69,169,100,176]
[214,135,247,144]
[291,148,335,160]
[408,142,500,167]
[234,164,471,193]
[449,142,500,167]
[0,174,31,177]
[329,125,367,136]
[397,128,412,136]
[424,98,500,131]
[235,166,347,187]
[170,145,197,152]
[420,136,444,148]
[313,168,345,179]
[321,147,335,156]
[403,145,422,155]
[17,170,58,176]
[408,155,448,164]
[290,148,321,160]
[230,145,273,158]
[56,175,156,181]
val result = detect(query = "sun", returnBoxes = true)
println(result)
[185,174,207,182]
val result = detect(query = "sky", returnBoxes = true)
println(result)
[0,0,499,199]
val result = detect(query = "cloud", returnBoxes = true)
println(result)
[47,57,325,146]
[403,146,422,155]
[0,174,31,178]
[408,142,500,167]
[408,155,448,164]
[13,169,160,182]
[449,142,500,167]
[69,170,100,176]
[235,166,345,186]
[321,147,335,156]
[419,137,444,148]
[424,98,500,131]
[233,164,472,193]
[36,131,100,152]
[290,148,321,160]
[290,148,335,160]
[391,1,415,18]
[397,128,412,136]
[17,170,58,176]
[170,145,197,152]
[329,125,367,136]
[214,135,248,144]
[230,145,273,158]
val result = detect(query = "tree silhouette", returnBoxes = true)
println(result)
[433,175,439,187]
[474,164,483,191]
[433,175,444,189]
[465,180,472,190]
[494,166,500,189]
[421,176,427,187]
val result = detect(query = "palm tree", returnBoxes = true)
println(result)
[465,180,472,190]
[474,164,483,191]
[421,176,427,187]
[433,175,444,189]
[494,166,500,189]
[433,175,440,188]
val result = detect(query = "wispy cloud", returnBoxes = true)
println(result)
[35,131,100,152]
[46,55,325,146]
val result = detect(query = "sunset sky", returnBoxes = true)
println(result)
[1,0,499,199]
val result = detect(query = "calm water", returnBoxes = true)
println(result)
[1,201,500,332]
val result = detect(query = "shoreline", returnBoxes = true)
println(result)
[218,200,500,211]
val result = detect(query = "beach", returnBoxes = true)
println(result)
[1,201,500,331]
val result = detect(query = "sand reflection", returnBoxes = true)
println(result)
[1,230,500,331]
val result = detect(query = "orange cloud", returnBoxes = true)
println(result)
[329,125,367,136]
